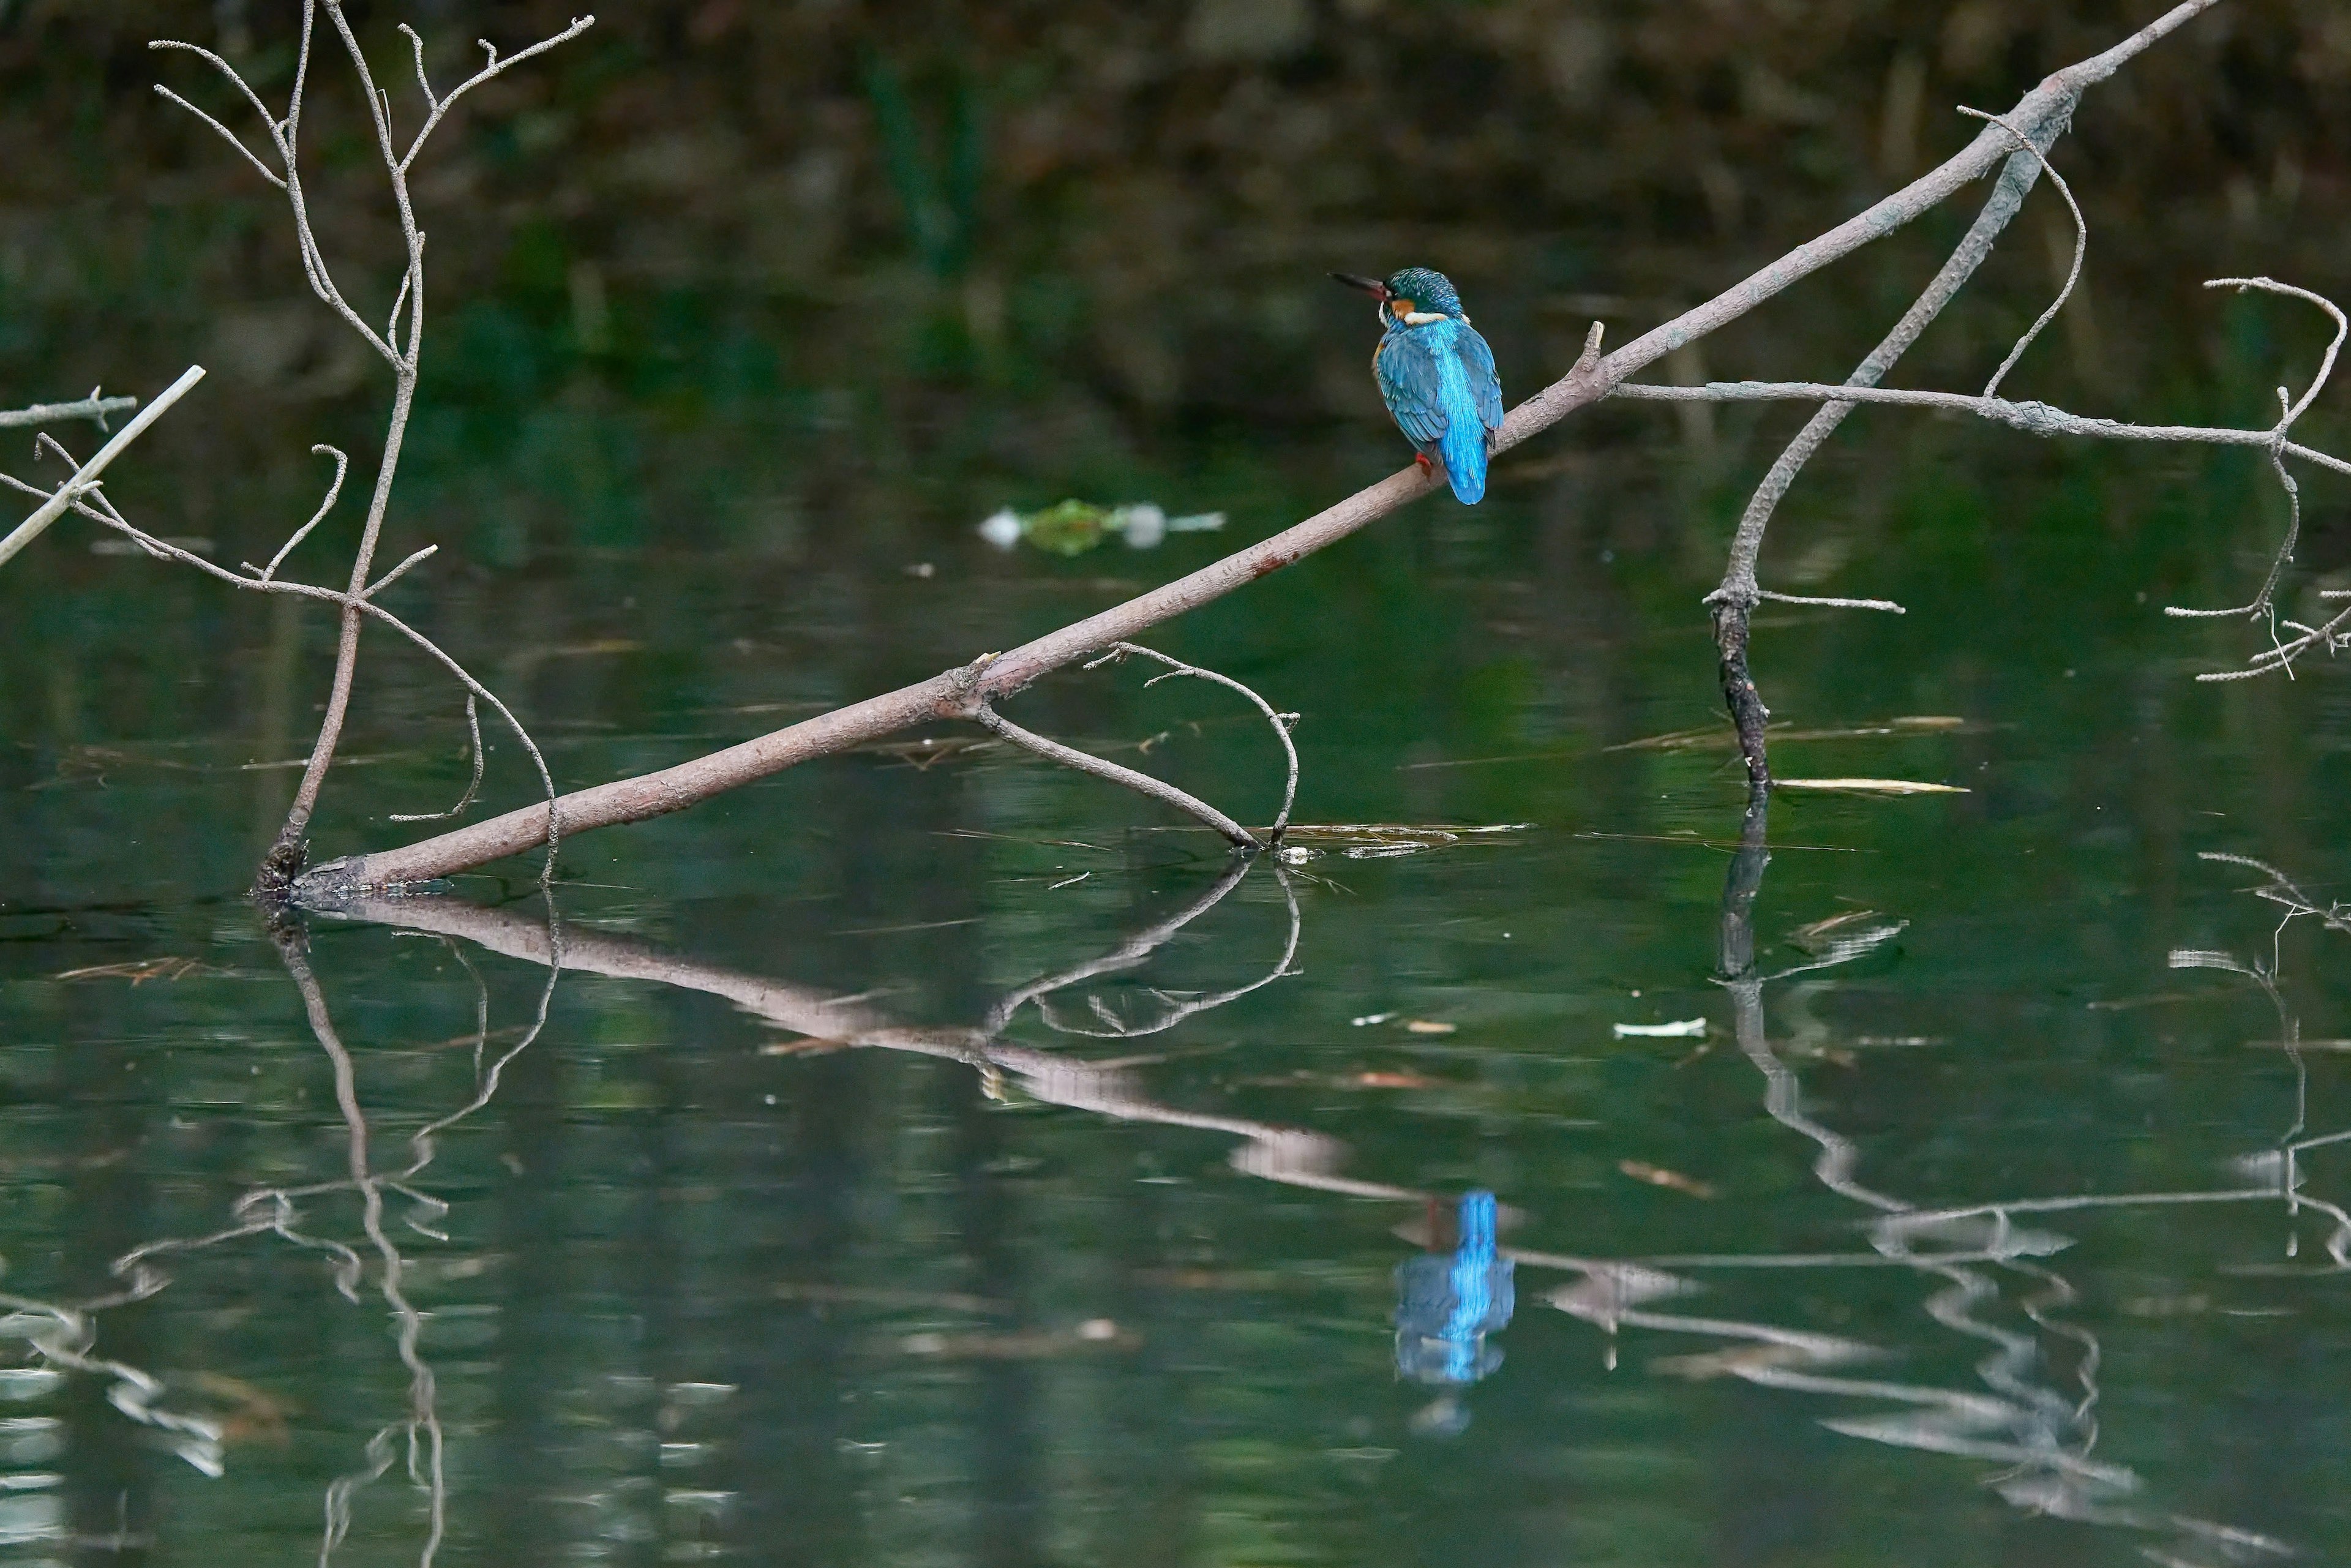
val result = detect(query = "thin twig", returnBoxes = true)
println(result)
[247,445,347,582]
[0,366,204,571]
[392,15,596,175]
[364,544,437,599]
[388,695,486,824]
[1085,641,1300,840]
[1611,378,2345,460]
[1962,107,2087,401]
[1757,590,1907,613]
[972,703,1258,850]
[0,391,139,432]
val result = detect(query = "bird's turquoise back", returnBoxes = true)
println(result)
[1374,315,1504,504]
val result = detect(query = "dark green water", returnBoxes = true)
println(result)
[9,19,2351,1540]
[8,386,2351,1566]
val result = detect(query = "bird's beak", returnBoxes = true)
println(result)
[1330,271,1390,299]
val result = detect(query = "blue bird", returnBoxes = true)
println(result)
[1333,268,1504,504]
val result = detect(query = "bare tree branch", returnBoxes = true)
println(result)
[246,444,348,582]
[0,390,139,432]
[151,9,592,883]
[972,702,1259,849]
[1085,641,1301,841]
[0,365,204,571]
[295,0,2225,897]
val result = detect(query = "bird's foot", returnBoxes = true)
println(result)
[1413,452,1434,476]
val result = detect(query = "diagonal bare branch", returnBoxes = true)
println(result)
[295,0,2228,896]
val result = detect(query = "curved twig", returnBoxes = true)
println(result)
[972,702,1258,850]
[246,444,348,582]
[388,694,485,823]
[1961,107,2087,401]
[1085,641,1300,840]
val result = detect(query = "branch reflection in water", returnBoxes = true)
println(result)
[329,838,2338,1562]
[1600,789,2331,1567]
[15,905,564,1564]
[31,833,2351,1561]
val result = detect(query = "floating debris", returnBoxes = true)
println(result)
[1270,822,1531,859]
[977,500,1225,555]
[1774,778,1968,795]
[1403,1019,1457,1036]
[1613,1018,1707,1038]
[1605,716,1971,753]
[1618,1160,1718,1199]
[1350,1011,1397,1027]
[53,956,225,984]
[1786,910,1907,962]
[898,1319,1139,1359]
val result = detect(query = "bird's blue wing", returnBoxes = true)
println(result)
[1459,323,1504,435]
[1374,331,1452,452]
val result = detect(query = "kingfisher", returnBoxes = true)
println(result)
[1333,268,1504,504]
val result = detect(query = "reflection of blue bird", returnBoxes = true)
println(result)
[1395,1190,1515,1389]
[1333,268,1505,504]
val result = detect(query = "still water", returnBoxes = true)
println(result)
[8,401,2351,1566]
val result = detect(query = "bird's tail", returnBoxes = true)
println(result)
[1438,421,1488,505]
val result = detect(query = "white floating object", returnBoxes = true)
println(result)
[1774,778,1967,795]
[1613,1018,1708,1038]
[977,507,1022,549]
[1111,503,1165,549]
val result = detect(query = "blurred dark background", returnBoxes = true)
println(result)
[2,1,2345,566]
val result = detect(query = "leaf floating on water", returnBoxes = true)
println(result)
[1774,778,1968,795]
[1612,1018,1707,1038]
[1618,1159,1718,1199]
[1402,1020,1457,1036]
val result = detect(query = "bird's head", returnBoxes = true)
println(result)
[1332,266,1467,326]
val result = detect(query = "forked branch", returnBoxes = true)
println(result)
[149,5,593,885]
[289,0,2221,898]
